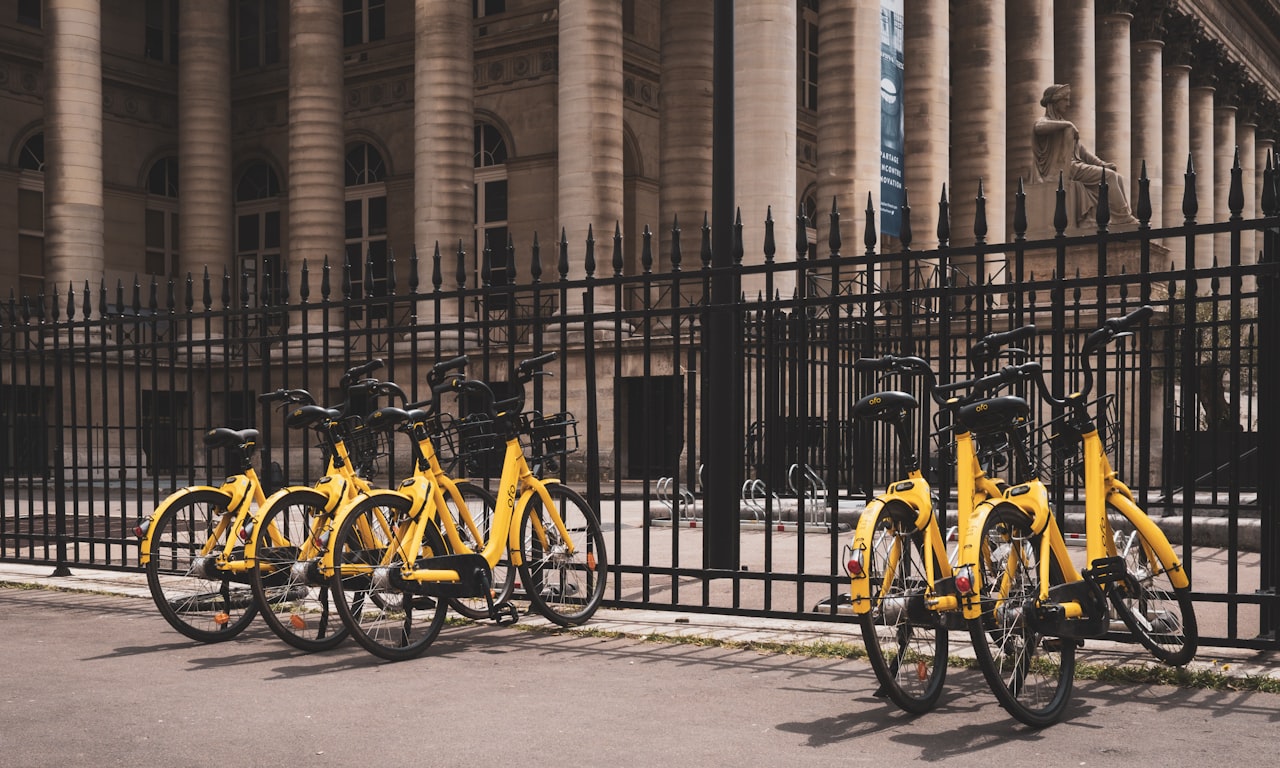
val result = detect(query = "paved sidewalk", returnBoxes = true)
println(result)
[2,560,1276,684]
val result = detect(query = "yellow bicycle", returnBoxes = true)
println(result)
[328,351,607,661]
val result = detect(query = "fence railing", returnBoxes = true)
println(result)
[3,160,1279,650]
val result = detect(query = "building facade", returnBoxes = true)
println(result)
[3,0,1279,307]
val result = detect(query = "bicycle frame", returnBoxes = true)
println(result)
[137,456,266,573]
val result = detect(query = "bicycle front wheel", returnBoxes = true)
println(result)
[518,484,607,626]
[1105,503,1198,666]
[249,488,348,652]
[144,489,258,643]
[858,500,949,715]
[330,494,449,662]
[968,503,1076,728]
[441,481,515,620]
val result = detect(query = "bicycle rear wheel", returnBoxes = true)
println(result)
[858,500,949,715]
[968,503,1076,728]
[329,494,449,662]
[1105,503,1198,666]
[441,481,515,620]
[249,488,348,652]
[518,484,607,626]
[144,489,258,643]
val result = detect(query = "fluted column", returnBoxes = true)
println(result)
[950,0,1005,261]
[558,0,623,310]
[1162,63,1189,267]
[44,0,104,293]
[736,0,796,296]
[1005,0,1053,234]
[1131,39,1163,227]
[1096,12,1132,185]
[658,0,713,271]
[815,0,877,258]
[1055,0,1095,146]
[1237,121,1257,293]
[1188,85,1215,267]
[414,0,473,294]
[178,0,232,290]
[1213,105,1235,267]
[288,0,345,287]
[903,0,948,247]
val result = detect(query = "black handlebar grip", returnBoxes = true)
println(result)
[430,355,468,379]
[854,356,892,372]
[968,324,1037,363]
[1106,305,1154,332]
[517,351,557,375]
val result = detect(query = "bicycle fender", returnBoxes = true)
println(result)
[137,485,233,565]
[319,487,416,574]
[956,499,1004,620]
[847,496,888,614]
[507,484,556,567]
[1107,492,1191,590]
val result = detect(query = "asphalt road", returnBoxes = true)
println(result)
[2,587,1277,767]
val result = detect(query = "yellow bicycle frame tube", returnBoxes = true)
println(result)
[137,476,256,565]
[847,470,941,614]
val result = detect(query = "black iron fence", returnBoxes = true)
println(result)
[3,160,1279,650]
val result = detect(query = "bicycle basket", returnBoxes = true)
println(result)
[1032,393,1119,481]
[519,411,580,461]
[451,414,503,475]
[336,415,390,479]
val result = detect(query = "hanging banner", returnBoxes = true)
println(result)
[880,0,905,238]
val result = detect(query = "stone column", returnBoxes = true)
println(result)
[815,0,877,261]
[1188,85,1215,268]
[178,0,232,294]
[1131,39,1163,227]
[949,0,1005,264]
[1096,12,1132,186]
[1237,121,1257,295]
[558,0,623,310]
[736,0,797,297]
[1055,0,1095,146]
[903,0,948,248]
[658,0,713,272]
[288,0,345,285]
[44,0,104,293]
[1005,0,1053,236]
[1213,105,1235,268]
[1162,63,1190,268]
[414,0,473,297]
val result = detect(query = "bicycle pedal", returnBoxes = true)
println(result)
[1084,556,1127,585]
[491,603,520,626]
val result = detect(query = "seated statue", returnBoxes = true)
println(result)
[1033,83,1137,226]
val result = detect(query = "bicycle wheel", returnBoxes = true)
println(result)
[441,481,515,620]
[329,494,449,662]
[249,488,348,652]
[858,501,949,715]
[968,503,1076,728]
[518,484,607,626]
[144,489,259,643]
[1105,503,1198,666]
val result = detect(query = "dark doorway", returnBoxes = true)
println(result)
[623,376,683,479]
[0,385,49,477]
[142,390,189,476]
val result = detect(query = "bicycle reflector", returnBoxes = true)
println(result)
[954,564,976,596]
[133,519,150,539]
[845,545,864,578]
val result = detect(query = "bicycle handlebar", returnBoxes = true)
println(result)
[339,359,384,389]
[967,325,1036,367]
[257,388,316,406]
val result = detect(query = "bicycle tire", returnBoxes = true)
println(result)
[1105,503,1198,666]
[857,500,949,715]
[249,488,349,652]
[144,489,259,643]
[441,481,516,620]
[968,503,1076,728]
[518,484,607,626]
[329,493,449,662]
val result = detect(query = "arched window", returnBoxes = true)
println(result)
[801,188,818,253]
[17,133,45,299]
[145,157,179,278]
[474,123,509,297]
[345,142,388,318]
[235,161,282,306]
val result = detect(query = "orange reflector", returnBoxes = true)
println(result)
[214,612,231,626]
[290,614,307,630]
[917,661,928,681]
[586,553,597,570]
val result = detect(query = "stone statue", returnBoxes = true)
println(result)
[1033,83,1137,226]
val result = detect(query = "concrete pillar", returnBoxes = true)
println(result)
[1188,86,1215,268]
[178,0,232,289]
[1005,0,1053,236]
[949,0,1005,262]
[1132,39,1163,227]
[1162,63,1190,271]
[1096,13,1132,186]
[1213,105,1236,268]
[815,0,878,261]
[44,0,104,293]
[1237,121,1257,266]
[736,0,797,297]
[658,0,713,271]
[287,0,345,280]
[903,0,948,248]
[557,0,624,302]
[414,0,473,292]
[1055,0,1095,146]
